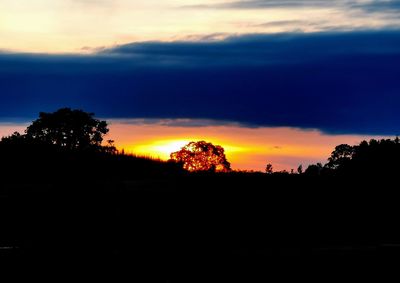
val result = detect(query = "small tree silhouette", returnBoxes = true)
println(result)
[297,164,303,174]
[170,141,231,172]
[265,163,273,174]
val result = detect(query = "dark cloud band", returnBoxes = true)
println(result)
[0,30,399,135]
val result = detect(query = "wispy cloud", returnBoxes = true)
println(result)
[108,118,245,128]
[182,0,349,9]
[183,0,400,14]
[256,20,310,27]
[2,0,400,53]
[354,0,400,13]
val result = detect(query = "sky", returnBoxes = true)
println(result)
[1,0,399,171]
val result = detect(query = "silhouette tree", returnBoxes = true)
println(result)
[297,164,303,174]
[170,141,231,172]
[265,163,273,174]
[325,144,354,170]
[25,108,109,150]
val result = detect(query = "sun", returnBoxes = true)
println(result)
[132,139,191,160]
[123,138,246,163]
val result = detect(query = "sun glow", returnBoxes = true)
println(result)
[100,119,389,171]
[132,140,192,160]
[124,138,246,163]
[126,138,245,161]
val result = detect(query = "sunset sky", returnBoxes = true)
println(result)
[1,0,399,171]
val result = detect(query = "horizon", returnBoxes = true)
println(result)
[0,117,390,171]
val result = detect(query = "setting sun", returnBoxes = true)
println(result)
[126,138,245,161]
[133,140,191,160]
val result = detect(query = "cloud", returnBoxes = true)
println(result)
[256,20,311,27]
[184,0,400,14]
[182,0,345,9]
[0,30,400,135]
[253,20,353,33]
[100,31,400,66]
[108,118,243,128]
[354,0,400,13]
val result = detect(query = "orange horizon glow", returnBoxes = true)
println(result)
[0,120,390,172]
[105,120,389,172]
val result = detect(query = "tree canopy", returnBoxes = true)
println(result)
[170,141,231,172]
[303,137,400,176]
[325,144,354,170]
[22,108,109,150]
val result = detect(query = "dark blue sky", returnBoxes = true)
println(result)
[1,30,400,135]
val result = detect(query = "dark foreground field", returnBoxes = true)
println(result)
[1,170,399,275]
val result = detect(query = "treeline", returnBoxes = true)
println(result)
[303,137,400,176]
[1,108,400,183]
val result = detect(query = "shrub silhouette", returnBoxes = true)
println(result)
[170,141,231,172]
[265,163,273,174]
[304,163,323,176]
[297,164,303,174]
